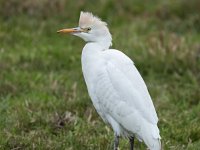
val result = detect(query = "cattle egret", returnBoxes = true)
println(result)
[57,12,161,150]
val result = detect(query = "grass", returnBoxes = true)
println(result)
[0,0,200,149]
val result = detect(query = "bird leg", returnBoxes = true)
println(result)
[114,134,119,150]
[129,136,134,150]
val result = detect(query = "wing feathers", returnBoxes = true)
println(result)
[105,60,158,124]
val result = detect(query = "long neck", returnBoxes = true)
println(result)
[81,42,103,86]
[91,28,112,50]
[95,35,112,50]
[82,42,103,57]
[81,42,103,66]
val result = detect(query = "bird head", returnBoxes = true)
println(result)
[57,11,112,49]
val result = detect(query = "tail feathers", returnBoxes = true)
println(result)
[148,138,161,150]
[140,123,161,150]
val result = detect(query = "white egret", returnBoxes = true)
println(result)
[57,12,161,150]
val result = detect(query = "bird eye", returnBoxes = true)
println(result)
[87,27,91,31]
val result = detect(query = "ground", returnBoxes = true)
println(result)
[0,0,200,149]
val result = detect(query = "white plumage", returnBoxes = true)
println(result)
[57,11,161,150]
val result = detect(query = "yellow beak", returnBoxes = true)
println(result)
[57,27,82,34]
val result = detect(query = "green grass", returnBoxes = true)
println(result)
[0,0,200,149]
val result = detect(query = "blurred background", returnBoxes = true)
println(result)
[0,0,200,149]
